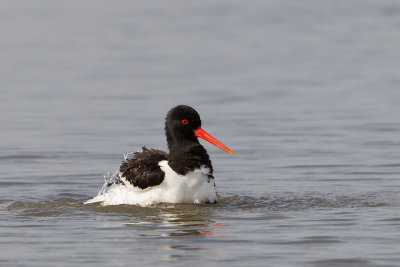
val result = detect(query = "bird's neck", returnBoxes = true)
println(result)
[167,142,213,176]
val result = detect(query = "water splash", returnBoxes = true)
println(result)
[123,151,135,161]
[84,169,121,204]
[96,169,120,196]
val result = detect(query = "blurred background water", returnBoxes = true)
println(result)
[1,1,400,266]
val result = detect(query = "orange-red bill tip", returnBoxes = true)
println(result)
[193,127,234,154]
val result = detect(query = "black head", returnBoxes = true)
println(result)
[165,105,234,155]
[165,105,202,150]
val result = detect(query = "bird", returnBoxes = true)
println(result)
[86,105,233,206]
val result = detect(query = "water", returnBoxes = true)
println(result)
[1,1,400,266]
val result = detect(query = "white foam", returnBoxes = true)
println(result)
[85,160,217,206]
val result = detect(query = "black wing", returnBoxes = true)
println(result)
[119,146,168,190]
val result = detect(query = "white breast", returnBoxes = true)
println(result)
[85,160,217,206]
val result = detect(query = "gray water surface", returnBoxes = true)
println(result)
[1,1,400,266]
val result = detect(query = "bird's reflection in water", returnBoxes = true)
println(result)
[123,204,230,238]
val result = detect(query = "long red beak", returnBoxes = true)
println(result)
[193,127,234,154]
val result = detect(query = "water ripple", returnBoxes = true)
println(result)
[6,192,395,218]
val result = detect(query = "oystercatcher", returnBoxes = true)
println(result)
[86,105,233,206]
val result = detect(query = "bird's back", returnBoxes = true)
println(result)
[119,146,168,189]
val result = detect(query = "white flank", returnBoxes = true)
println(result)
[85,160,217,206]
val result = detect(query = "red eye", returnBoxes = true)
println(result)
[181,119,188,125]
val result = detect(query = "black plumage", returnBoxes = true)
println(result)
[119,147,167,189]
